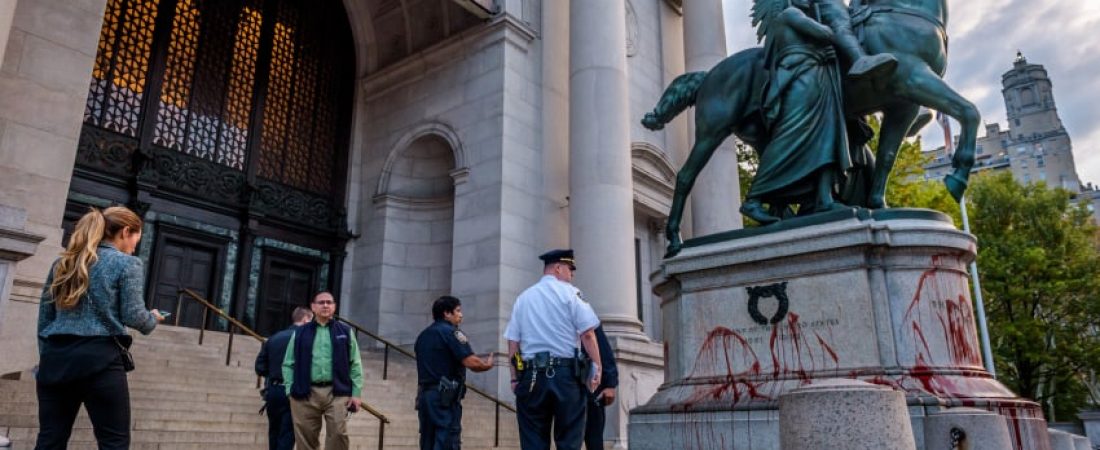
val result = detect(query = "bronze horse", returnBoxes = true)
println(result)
[643,0,978,257]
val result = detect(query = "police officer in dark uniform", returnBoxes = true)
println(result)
[583,325,618,449]
[504,249,603,450]
[255,307,313,450]
[414,295,495,450]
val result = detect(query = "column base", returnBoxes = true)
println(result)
[601,327,663,449]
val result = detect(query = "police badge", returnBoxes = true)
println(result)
[454,329,469,344]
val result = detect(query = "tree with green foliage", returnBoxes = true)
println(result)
[968,172,1100,420]
[867,116,961,224]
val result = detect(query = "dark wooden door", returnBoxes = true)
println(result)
[149,231,225,329]
[257,254,317,336]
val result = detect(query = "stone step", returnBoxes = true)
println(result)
[0,324,520,450]
[1,407,263,424]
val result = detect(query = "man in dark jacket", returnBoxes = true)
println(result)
[255,307,313,450]
[583,325,618,450]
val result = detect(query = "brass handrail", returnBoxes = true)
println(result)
[335,315,516,447]
[176,290,392,450]
[179,288,264,341]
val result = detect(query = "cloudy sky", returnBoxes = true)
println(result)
[722,0,1100,185]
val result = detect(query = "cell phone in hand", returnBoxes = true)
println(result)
[159,311,172,318]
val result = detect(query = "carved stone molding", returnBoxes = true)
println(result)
[75,126,137,176]
[150,149,247,207]
[251,179,339,231]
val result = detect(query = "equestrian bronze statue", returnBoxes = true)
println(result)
[644,0,977,257]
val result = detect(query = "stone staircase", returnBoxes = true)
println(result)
[0,325,520,449]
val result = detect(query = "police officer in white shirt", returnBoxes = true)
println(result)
[504,249,602,450]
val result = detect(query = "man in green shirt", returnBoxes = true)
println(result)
[282,292,364,450]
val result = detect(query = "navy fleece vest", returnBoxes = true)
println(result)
[290,320,352,399]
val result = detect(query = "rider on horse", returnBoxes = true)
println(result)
[813,0,897,81]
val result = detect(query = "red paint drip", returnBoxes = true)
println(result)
[911,321,933,357]
[814,331,839,366]
[944,295,981,365]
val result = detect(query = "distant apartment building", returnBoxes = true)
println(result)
[924,52,1100,222]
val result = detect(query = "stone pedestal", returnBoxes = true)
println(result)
[628,209,1050,450]
[603,332,664,449]
[779,379,915,450]
[1072,435,1090,450]
[924,407,1012,450]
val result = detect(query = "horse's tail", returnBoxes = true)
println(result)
[641,71,707,131]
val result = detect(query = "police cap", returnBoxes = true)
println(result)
[538,249,576,270]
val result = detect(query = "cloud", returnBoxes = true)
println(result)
[722,0,1100,184]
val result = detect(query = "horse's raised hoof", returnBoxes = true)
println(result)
[641,113,665,131]
[740,201,780,225]
[664,240,682,259]
[944,173,968,202]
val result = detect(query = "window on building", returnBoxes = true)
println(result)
[1020,87,1036,106]
[83,0,355,195]
[976,145,984,154]
[1039,172,1047,181]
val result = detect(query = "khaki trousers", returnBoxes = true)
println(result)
[289,385,350,450]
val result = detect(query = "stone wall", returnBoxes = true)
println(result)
[0,0,108,374]
[344,16,539,397]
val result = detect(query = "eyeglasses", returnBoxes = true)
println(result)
[313,301,335,305]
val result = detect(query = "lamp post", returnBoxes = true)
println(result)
[937,110,996,377]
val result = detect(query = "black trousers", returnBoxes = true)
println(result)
[417,389,463,450]
[515,369,587,450]
[35,361,130,450]
[265,385,294,450]
[583,392,606,450]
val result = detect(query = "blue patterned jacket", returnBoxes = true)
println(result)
[38,243,157,353]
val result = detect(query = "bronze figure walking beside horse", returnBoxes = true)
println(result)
[643,0,978,258]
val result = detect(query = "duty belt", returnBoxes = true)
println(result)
[519,355,580,393]
[522,356,578,369]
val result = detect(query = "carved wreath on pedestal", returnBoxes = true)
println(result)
[746,281,789,325]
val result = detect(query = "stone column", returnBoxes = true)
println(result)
[568,0,639,332]
[683,0,743,236]
[539,0,569,250]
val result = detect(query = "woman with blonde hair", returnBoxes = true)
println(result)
[36,206,165,450]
